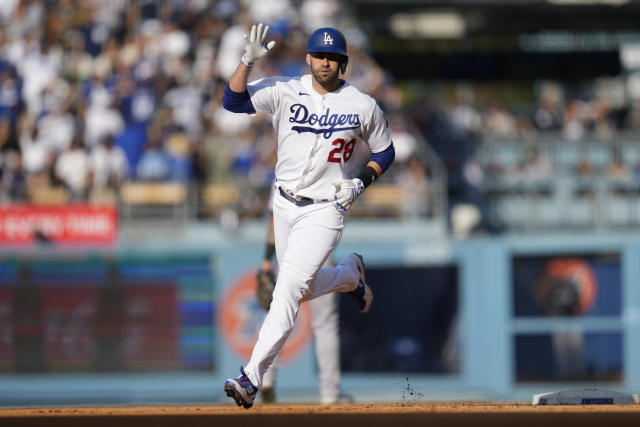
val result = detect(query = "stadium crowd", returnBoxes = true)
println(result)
[0,0,428,219]
[1,0,639,223]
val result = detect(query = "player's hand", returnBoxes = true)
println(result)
[332,178,365,212]
[241,23,276,67]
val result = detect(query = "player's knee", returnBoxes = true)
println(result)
[272,283,305,307]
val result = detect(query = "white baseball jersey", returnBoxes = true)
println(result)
[247,74,392,200]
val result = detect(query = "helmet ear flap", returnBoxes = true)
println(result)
[340,57,348,74]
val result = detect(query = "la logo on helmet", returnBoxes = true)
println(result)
[323,32,333,45]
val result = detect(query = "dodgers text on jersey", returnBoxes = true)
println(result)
[288,103,360,139]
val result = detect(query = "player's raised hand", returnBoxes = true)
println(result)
[241,23,276,67]
[332,178,365,212]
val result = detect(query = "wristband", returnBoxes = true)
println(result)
[240,54,254,67]
[356,166,378,188]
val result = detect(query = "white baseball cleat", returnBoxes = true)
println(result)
[349,253,373,313]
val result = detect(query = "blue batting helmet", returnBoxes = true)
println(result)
[306,28,348,56]
[306,28,348,73]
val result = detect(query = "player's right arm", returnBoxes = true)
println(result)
[223,23,275,114]
[228,62,252,94]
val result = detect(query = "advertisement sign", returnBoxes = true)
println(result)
[0,255,215,372]
[0,205,117,243]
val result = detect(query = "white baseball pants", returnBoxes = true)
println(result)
[244,190,360,388]
[261,266,343,402]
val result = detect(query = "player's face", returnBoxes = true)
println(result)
[307,52,341,88]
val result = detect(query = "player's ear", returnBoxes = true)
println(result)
[305,52,311,66]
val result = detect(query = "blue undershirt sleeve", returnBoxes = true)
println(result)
[370,142,395,172]
[222,84,256,114]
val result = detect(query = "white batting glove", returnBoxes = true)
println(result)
[332,178,365,212]
[241,23,276,67]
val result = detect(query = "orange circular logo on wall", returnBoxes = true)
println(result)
[218,269,313,364]
[536,258,598,315]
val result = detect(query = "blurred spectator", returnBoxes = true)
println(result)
[633,159,640,181]
[514,115,538,143]
[521,147,554,184]
[344,33,386,96]
[0,0,19,23]
[90,134,128,190]
[3,150,27,201]
[483,101,517,140]
[0,115,19,163]
[164,129,193,182]
[18,39,61,116]
[533,81,564,131]
[626,100,640,129]
[54,135,90,200]
[562,99,588,142]
[449,90,482,139]
[202,118,233,184]
[215,12,250,81]
[37,102,76,157]
[606,152,632,182]
[84,74,124,149]
[0,115,25,201]
[163,76,203,137]
[158,21,191,72]
[248,0,295,36]
[576,155,595,178]
[396,156,430,220]
[300,0,341,34]
[19,114,48,175]
[114,73,154,175]
[136,131,170,181]
[503,146,553,186]
[60,30,94,82]
[0,66,22,128]
[229,128,258,180]
[212,96,253,136]
[451,203,481,239]
[388,114,418,165]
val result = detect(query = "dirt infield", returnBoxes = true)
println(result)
[1,402,639,427]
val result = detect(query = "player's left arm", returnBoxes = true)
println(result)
[332,143,395,212]
[359,144,396,186]
[332,102,395,212]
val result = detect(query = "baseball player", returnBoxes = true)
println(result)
[222,23,395,408]
[256,209,353,404]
